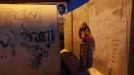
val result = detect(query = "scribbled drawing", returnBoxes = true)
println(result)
[0,33,16,56]
[19,29,54,69]
[20,32,32,42]
[112,8,123,17]
[107,38,119,74]
[4,20,13,28]
[20,41,49,70]
[2,10,19,29]
[29,45,49,70]
[0,32,11,47]
[15,9,26,20]
[20,23,29,32]
[5,9,42,23]
[26,11,40,22]
[8,10,17,19]
[14,9,42,23]
[0,40,10,47]
[0,7,56,71]
[9,30,18,56]
[20,30,54,48]
[19,26,54,69]
[3,10,18,25]
[0,31,17,56]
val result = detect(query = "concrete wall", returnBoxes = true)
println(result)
[0,4,60,75]
[64,0,132,75]
[88,0,131,75]
[73,3,89,59]
[64,12,73,52]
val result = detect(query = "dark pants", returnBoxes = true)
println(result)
[79,45,93,71]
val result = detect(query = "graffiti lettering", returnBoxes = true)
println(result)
[0,33,11,47]
[13,9,41,22]
[0,39,10,47]
[23,43,49,69]
[30,45,49,69]
[20,30,54,48]
[19,29,54,69]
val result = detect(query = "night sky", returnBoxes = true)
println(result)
[67,0,89,12]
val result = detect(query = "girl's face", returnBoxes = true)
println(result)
[81,30,90,40]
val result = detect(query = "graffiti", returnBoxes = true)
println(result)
[19,28,54,69]
[0,9,41,23]
[0,30,18,56]
[11,44,16,56]
[0,32,11,47]
[4,21,12,28]
[79,22,95,71]
[0,39,10,47]
[0,6,58,74]
[10,30,18,56]
[21,23,29,32]
[21,42,49,69]
[20,30,54,48]
[0,26,54,58]
[7,10,17,21]
[29,45,49,69]
[0,10,18,55]
[14,9,41,22]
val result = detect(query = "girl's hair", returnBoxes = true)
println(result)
[79,22,91,38]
